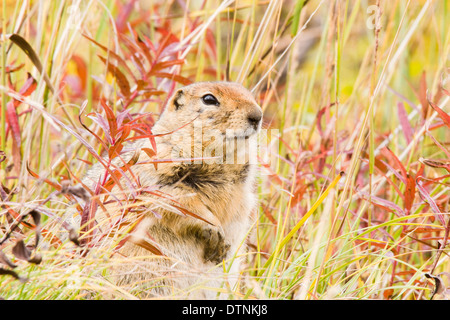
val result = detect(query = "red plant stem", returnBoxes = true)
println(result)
[122,90,139,110]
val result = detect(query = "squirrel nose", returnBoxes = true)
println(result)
[247,110,262,130]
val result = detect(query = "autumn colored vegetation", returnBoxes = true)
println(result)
[0,0,449,299]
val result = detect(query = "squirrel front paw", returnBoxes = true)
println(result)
[198,227,230,264]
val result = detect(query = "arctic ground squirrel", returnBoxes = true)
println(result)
[81,81,262,298]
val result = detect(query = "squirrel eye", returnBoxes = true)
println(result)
[201,94,219,106]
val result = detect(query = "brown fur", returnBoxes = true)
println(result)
[82,81,262,299]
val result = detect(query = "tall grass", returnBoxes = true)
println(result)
[0,0,449,300]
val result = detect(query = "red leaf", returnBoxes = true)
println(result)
[108,144,124,159]
[87,112,113,144]
[6,101,21,145]
[316,103,336,139]
[362,150,388,174]
[425,131,450,159]
[359,191,405,216]
[170,204,214,225]
[154,29,179,58]
[441,85,450,97]
[17,72,37,102]
[418,72,428,120]
[5,62,25,73]
[117,123,132,143]
[404,173,415,214]
[148,131,157,153]
[416,176,445,225]
[26,163,62,191]
[114,0,137,33]
[108,124,132,159]
[291,180,307,206]
[205,29,217,60]
[99,99,118,140]
[70,55,87,91]
[428,98,450,129]
[383,288,394,299]
[142,147,156,158]
[5,73,37,147]
[135,34,154,65]
[368,159,404,199]
[397,102,414,144]
[262,205,278,225]
[149,59,185,74]
[153,72,192,86]
[420,158,450,173]
[120,33,153,66]
[381,147,407,182]
[11,137,21,174]
[98,55,131,97]
[79,200,98,248]
[127,236,163,256]
[142,147,157,169]
[82,34,135,80]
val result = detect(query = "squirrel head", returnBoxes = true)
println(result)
[154,82,263,164]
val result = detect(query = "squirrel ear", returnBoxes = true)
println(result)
[170,89,184,111]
